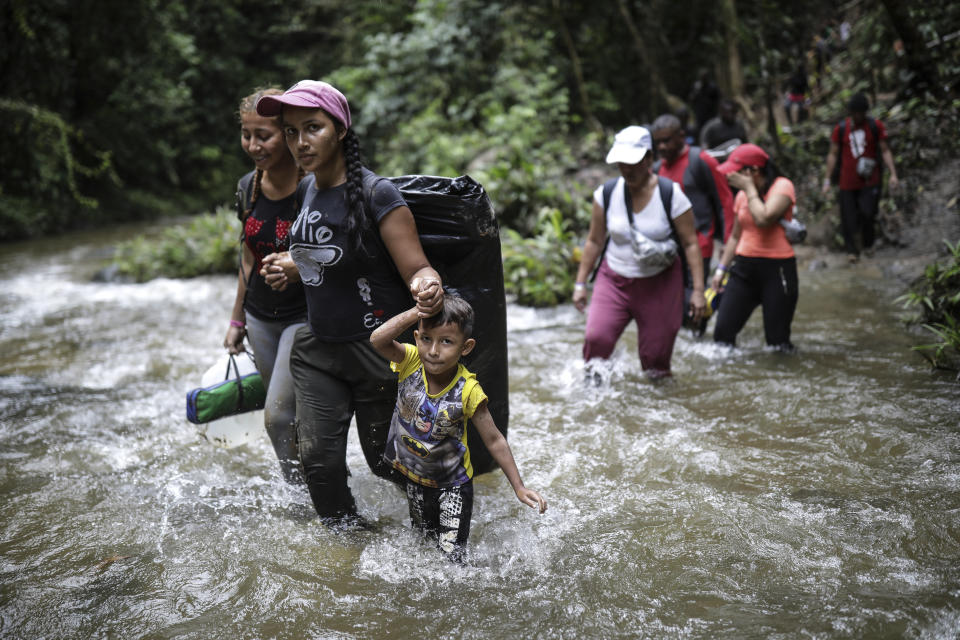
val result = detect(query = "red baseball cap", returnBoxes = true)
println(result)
[717,143,770,174]
[256,80,351,129]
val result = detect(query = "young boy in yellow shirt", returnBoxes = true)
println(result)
[370,292,546,562]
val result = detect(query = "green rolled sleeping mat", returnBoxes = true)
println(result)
[186,353,266,424]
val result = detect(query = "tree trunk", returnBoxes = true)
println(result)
[717,0,745,102]
[552,0,603,132]
[878,0,945,99]
[756,33,781,156]
[764,78,781,156]
[616,0,668,118]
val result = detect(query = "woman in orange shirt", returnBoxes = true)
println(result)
[711,144,798,351]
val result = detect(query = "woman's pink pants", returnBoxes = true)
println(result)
[583,260,683,376]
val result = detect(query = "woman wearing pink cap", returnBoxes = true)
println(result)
[711,143,798,351]
[255,80,443,525]
[573,126,706,379]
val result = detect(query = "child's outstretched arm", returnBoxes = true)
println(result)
[370,306,419,364]
[472,401,547,514]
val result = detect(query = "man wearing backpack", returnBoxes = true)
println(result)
[821,92,900,263]
[652,113,735,334]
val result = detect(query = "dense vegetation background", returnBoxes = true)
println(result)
[4,0,956,241]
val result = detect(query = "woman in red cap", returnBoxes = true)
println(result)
[255,80,443,526]
[223,86,307,484]
[711,143,798,351]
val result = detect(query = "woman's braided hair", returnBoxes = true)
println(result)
[339,126,371,250]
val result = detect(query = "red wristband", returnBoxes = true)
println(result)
[229,320,245,328]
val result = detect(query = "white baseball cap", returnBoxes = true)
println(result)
[605,126,653,165]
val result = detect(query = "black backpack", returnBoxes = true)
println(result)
[653,147,724,242]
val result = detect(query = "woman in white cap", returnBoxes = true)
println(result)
[223,86,307,484]
[255,80,443,526]
[711,143,798,350]
[573,126,705,379]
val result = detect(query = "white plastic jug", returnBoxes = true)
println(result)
[194,352,264,449]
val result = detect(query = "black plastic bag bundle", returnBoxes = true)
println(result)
[386,175,508,476]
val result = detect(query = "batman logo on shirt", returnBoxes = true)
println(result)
[401,434,430,458]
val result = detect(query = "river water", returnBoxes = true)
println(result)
[1,227,958,639]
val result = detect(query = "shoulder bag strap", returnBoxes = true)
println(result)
[360,169,390,250]
[688,146,724,234]
[868,117,883,180]
[658,175,674,224]
[622,177,635,226]
[659,175,675,241]
[659,175,690,286]
[235,172,258,294]
[236,172,255,223]
[360,170,380,210]
[602,177,617,226]
[589,178,619,282]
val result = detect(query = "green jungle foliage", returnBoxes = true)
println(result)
[0,98,118,240]
[329,0,577,234]
[112,206,240,282]
[898,240,960,375]
[501,208,578,307]
[3,0,851,241]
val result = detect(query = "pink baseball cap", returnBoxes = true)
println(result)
[717,143,770,174]
[256,80,351,129]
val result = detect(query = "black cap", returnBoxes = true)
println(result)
[848,92,869,113]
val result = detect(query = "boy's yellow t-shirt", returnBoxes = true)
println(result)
[383,343,487,488]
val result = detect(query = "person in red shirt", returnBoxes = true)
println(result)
[652,113,735,334]
[821,92,899,263]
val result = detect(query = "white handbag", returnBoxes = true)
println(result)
[779,206,807,244]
